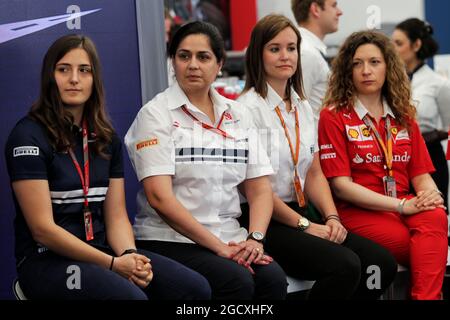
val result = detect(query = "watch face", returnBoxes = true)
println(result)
[252,232,264,240]
[298,217,310,230]
[300,218,309,227]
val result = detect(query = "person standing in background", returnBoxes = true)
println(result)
[392,18,450,210]
[291,0,343,122]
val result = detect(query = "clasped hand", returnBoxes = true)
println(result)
[113,253,153,288]
[402,189,445,215]
[217,240,273,275]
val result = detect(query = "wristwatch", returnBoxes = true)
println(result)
[247,231,265,243]
[297,217,310,231]
[121,248,138,256]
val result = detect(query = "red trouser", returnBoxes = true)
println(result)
[339,205,448,300]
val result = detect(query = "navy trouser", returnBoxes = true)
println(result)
[136,240,288,300]
[18,248,211,300]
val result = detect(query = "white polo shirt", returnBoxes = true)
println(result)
[411,64,450,133]
[299,27,330,123]
[125,81,273,244]
[238,85,318,202]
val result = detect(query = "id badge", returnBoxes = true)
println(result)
[293,175,306,208]
[83,207,94,241]
[383,176,397,198]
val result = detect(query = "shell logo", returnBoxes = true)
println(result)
[391,127,398,135]
[348,129,359,139]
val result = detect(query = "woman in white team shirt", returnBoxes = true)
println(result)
[125,21,287,300]
[238,14,397,300]
[392,18,450,209]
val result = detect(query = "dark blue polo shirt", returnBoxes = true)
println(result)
[5,116,124,265]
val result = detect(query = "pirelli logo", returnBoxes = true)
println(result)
[13,146,39,157]
[136,138,158,151]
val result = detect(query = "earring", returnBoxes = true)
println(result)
[218,70,223,77]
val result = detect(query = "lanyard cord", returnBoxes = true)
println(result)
[275,106,300,175]
[363,115,393,176]
[68,118,90,208]
[181,105,234,139]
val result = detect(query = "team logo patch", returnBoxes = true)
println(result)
[346,125,373,142]
[13,146,39,157]
[395,129,410,142]
[320,152,336,160]
[136,138,158,150]
[348,128,359,140]
[320,144,333,150]
[362,127,371,138]
[224,112,233,120]
[352,154,364,164]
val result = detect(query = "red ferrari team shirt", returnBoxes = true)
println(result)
[318,99,434,203]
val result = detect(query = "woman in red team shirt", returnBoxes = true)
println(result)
[318,30,448,300]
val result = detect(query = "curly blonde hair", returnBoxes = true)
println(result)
[324,30,416,130]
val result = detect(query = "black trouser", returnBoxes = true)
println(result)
[136,240,288,300]
[426,139,449,210]
[240,203,398,300]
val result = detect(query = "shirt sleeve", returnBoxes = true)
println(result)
[5,119,51,182]
[300,47,328,123]
[407,120,435,178]
[318,108,352,178]
[243,107,274,179]
[109,133,124,178]
[300,49,317,100]
[437,80,450,130]
[124,105,175,181]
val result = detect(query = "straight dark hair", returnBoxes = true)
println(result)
[29,34,114,157]
[168,21,226,64]
[395,18,439,61]
[244,14,305,100]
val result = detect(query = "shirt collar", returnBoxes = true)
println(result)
[299,27,327,56]
[166,81,231,115]
[265,84,300,112]
[407,62,425,81]
[354,98,396,120]
[266,84,284,111]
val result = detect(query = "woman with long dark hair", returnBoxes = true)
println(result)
[238,14,397,300]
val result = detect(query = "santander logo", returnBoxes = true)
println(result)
[352,154,364,164]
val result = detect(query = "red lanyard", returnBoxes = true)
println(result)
[363,115,394,177]
[181,105,234,139]
[68,119,90,208]
[275,106,300,175]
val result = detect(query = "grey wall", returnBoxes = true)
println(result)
[136,0,168,105]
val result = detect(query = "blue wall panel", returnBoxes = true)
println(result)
[425,0,450,54]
